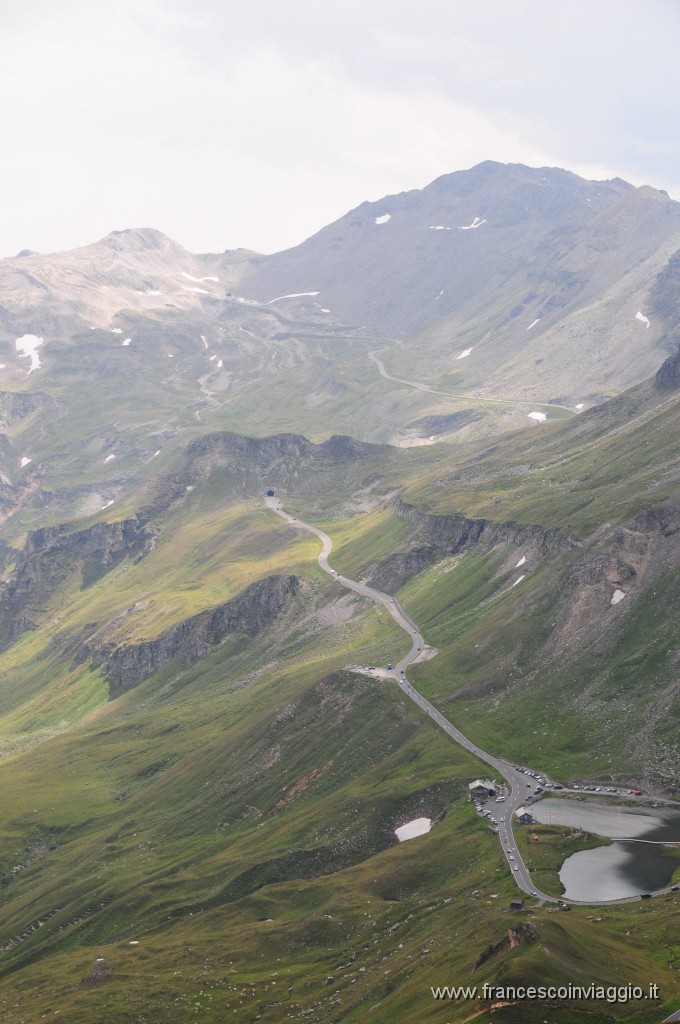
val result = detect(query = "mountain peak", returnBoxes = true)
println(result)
[101,227,183,253]
[427,161,635,197]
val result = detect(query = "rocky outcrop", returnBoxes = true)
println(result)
[0,390,55,430]
[655,346,680,390]
[406,410,483,436]
[473,936,509,969]
[472,922,537,969]
[364,501,566,590]
[393,500,565,555]
[650,249,680,337]
[82,573,300,694]
[141,431,384,518]
[508,922,538,948]
[0,518,154,650]
[364,546,440,593]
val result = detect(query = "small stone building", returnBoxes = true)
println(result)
[469,779,496,799]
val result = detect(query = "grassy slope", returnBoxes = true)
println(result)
[284,381,680,791]
[404,380,680,535]
[0,662,678,1024]
[0,382,678,1018]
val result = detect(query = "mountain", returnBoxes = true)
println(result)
[0,227,254,336]
[239,161,636,332]
[0,164,679,1022]
[239,161,680,404]
[0,162,678,499]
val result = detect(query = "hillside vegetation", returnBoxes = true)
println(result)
[0,164,678,1021]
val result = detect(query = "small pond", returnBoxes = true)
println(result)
[529,798,680,901]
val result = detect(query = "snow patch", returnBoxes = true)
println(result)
[122,338,131,346]
[200,335,208,348]
[0,364,5,370]
[429,225,450,231]
[182,272,219,283]
[135,289,163,296]
[374,213,391,225]
[216,359,223,368]
[512,575,526,587]
[209,354,217,361]
[455,348,473,360]
[515,555,526,568]
[151,450,161,459]
[611,589,626,605]
[459,216,486,230]
[20,456,32,467]
[575,403,584,410]
[395,818,432,842]
[100,500,114,510]
[104,454,116,463]
[182,286,210,295]
[320,308,330,313]
[167,354,174,358]
[635,311,650,328]
[528,411,547,422]
[111,328,123,334]
[267,292,320,303]
[15,334,43,375]
[527,318,541,330]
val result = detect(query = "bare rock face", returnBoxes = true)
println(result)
[406,410,483,437]
[393,500,565,556]
[471,922,536,969]
[472,936,508,969]
[508,922,538,948]
[365,500,566,591]
[0,518,155,650]
[364,546,440,593]
[0,389,54,430]
[655,346,680,390]
[650,249,680,336]
[141,430,383,518]
[80,573,301,694]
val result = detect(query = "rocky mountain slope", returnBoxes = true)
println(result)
[0,162,678,505]
[240,161,636,334]
[240,161,680,404]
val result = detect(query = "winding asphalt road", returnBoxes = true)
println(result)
[369,349,576,416]
[266,495,678,906]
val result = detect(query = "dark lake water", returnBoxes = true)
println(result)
[529,798,680,900]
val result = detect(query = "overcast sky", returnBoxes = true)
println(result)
[2,0,679,257]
